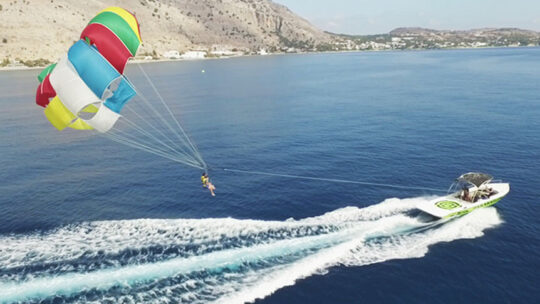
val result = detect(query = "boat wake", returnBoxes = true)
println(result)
[0,197,502,303]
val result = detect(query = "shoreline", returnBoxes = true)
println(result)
[1,45,539,72]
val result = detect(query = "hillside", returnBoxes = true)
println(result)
[0,0,332,63]
[389,27,540,41]
[2,1,540,67]
[330,27,540,51]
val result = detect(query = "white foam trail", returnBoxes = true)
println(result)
[0,197,502,303]
[219,208,502,304]
[0,214,415,302]
[0,217,325,270]
[0,234,334,302]
[0,197,426,270]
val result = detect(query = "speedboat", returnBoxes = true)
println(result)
[417,172,510,219]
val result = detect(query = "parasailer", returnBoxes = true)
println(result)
[201,172,216,196]
[201,173,209,187]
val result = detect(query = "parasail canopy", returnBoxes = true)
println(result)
[36,6,141,132]
[35,7,207,171]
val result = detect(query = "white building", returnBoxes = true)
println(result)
[163,50,181,59]
[472,42,487,48]
[210,50,243,56]
[181,51,207,59]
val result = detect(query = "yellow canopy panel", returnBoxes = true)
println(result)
[44,97,93,130]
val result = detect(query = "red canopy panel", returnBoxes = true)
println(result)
[80,23,133,74]
[36,74,56,108]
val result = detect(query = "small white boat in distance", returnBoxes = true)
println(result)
[417,172,510,219]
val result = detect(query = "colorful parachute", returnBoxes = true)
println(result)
[35,7,142,132]
[35,7,207,170]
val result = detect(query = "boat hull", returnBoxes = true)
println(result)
[417,183,509,219]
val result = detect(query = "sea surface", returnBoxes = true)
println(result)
[0,48,539,303]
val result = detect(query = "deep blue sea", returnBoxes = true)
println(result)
[0,48,539,303]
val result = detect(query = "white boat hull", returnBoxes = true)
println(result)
[417,183,510,219]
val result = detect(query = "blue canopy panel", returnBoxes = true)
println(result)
[104,77,136,113]
[67,40,136,114]
[68,40,119,100]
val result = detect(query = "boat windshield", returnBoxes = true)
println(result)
[448,180,471,195]
[448,172,497,202]
[458,172,493,187]
[448,172,493,194]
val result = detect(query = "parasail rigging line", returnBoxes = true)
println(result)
[105,135,203,169]
[132,90,195,152]
[114,121,200,167]
[103,131,204,169]
[101,113,202,167]
[130,84,194,154]
[121,95,200,161]
[96,68,207,171]
[223,168,448,192]
[119,116,198,161]
[122,97,190,153]
[101,102,203,168]
[136,63,207,170]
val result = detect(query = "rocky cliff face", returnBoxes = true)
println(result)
[0,0,332,62]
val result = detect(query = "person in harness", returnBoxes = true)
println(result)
[201,172,209,188]
[201,172,216,196]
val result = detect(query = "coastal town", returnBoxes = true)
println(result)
[1,0,539,68]
[149,27,540,58]
[3,26,540,69]
[327,27,540,52]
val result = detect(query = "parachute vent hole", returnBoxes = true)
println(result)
[78,103,101,120]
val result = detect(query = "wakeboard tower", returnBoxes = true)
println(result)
[417,172,509,219]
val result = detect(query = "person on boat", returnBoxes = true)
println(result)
[201,172,216,196]
[461,187,471,202]
[479,187,494,199]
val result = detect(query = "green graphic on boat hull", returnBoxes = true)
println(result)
[435,200,462,210]
[443,198,501,219]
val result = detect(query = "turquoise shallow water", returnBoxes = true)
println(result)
[0,48,539,303]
